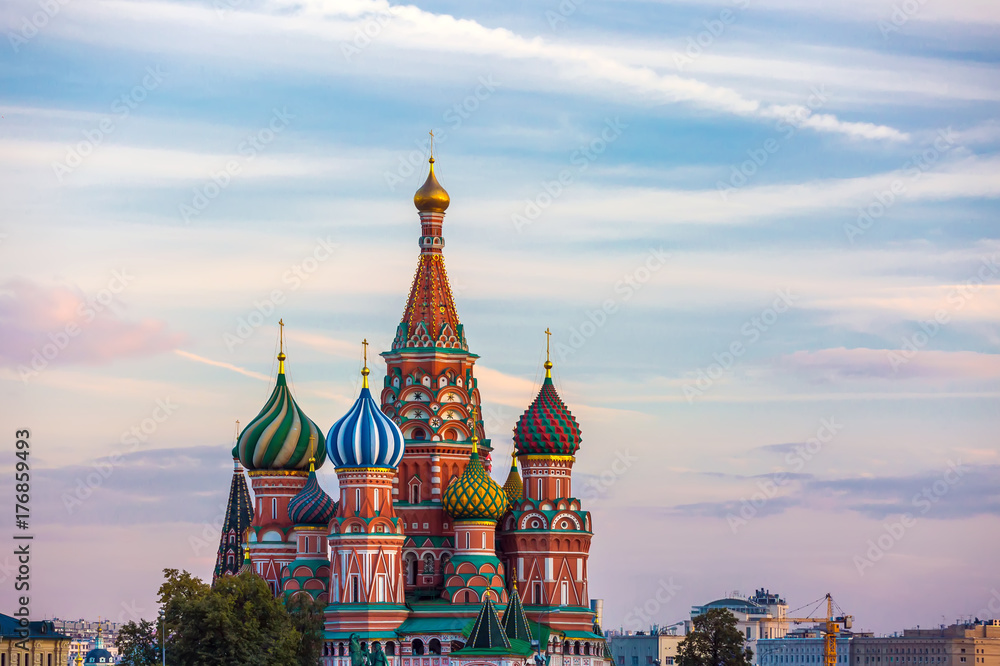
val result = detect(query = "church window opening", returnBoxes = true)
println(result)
[386,642,396,656]
[532,581,542,604]
[374,488,379,511]
[351,576,360,603]
[465,532,470,549]
[561,580,569,606]
[355,488,361,511]
[271,498,277,519]
[410,481,421,504]
[412,640,425,656]
[429,640,442,655]
[413,428,427,441]
[377,575,386,602]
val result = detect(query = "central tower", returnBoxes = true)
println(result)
[379,156,491,593]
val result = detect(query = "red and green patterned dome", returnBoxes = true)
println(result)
[513,363,582,456]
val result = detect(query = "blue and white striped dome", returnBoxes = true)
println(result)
[326,375,405,469]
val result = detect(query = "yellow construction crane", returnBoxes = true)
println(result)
[781,593,853,666]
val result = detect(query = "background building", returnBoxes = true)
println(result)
[0,614,72,666]
[608,632,685,666]
[851,622,1000,666]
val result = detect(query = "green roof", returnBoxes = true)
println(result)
[466,597,510,651]
[396,617,475,636]
[324,631,400,641]
[452,638,535,658]
[562,630,605,641]
[501,586,532,644]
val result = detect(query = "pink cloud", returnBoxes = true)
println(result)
[779,347,1000,382]
[0,279,184,372]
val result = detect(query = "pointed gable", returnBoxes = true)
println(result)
[466,595,510,650]
[500,584,532,644]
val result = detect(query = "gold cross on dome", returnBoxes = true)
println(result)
[544,327,551,362]
[362,338,368,366]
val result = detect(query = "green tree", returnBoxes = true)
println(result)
[115,619,159,666]
[677,608,754,666]
[160,570,299,666]
[286,593,326,666]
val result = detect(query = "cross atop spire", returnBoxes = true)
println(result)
[544,327,553,378]
[361,338,370,388]
[469,404,480,454]
[277,318,286,373]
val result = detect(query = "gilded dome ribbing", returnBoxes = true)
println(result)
[502,460,524,502]
[413,157,450,213]
[444,445,508,522]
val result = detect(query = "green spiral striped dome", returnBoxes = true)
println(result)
[234,367,326,471]
[444,446,508,522]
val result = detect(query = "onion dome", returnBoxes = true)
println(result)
[288,458,337,526]
[444,421,508,522]
[413,157,450,213]
[234,323,326,471]
[237,545,255,576]
[84,625,113,665]
[513,354,582,456]
[326,344,405,469]
[502,458,524,502]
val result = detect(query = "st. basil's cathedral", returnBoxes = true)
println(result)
[213,156,610,666]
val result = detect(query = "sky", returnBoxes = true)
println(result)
[1,0,999,637]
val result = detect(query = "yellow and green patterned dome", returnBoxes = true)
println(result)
[444,440,508,523]
[502,459,524,502]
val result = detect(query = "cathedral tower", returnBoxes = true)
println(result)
[213,444,254,582]
[379,156,491,593]
[441,411,509,606]
[325,347,409,633]
[236,321,326,594]
[499,346,596,633]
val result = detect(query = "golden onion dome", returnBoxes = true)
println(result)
[413,157,450,213]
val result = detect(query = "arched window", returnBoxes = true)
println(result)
[386,642,396,656]
[410,481,421,504]
[575,641,581,655]
[412,640,425,656]
[413,428,427,441]
[429,639,442,655]
[338,643,346,656]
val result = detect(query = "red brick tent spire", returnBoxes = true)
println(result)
[379,154,493,597]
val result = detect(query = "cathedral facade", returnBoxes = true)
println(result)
[215,157,609,666]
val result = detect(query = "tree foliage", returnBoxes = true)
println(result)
[677,608,754,666]
[115,619,159,666]
[156,569,322,666]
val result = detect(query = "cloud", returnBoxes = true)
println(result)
[15,0,908,142]
[174,350,271,382]
[0,279,183,370]
[779,348,1000,382]
[658,464,1000,521]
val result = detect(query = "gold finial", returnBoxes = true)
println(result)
[361,338,370,389]
[277,318,286,373]
[544,327,553,378]
[413,144,450,213]
[243,544,250,561]
[309,456,316,473]
[469,404,479,454]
